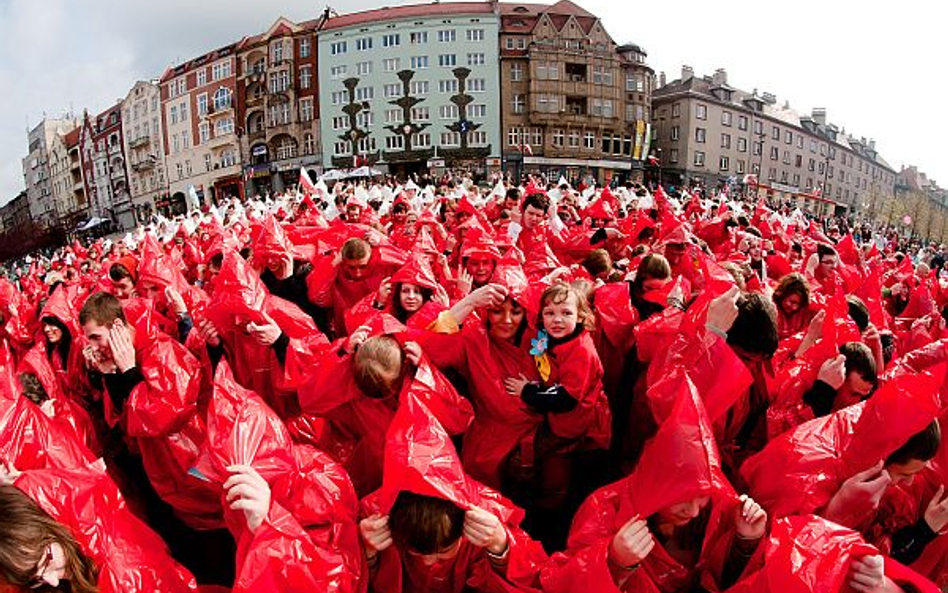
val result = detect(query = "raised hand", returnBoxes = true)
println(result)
[463,507,508,555]
[734,494,767,540]
[359,514,393,560]
[610,516,655,568]
[224,465,271,533]
[108,321,136,372]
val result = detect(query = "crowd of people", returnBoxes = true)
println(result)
[0,169,945,592]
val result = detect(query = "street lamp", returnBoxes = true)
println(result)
[656,147,663,190]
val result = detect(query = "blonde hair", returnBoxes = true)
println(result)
[352,336,404,399]
[538,281,595,332]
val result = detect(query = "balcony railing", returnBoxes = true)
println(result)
[129,136,150,149]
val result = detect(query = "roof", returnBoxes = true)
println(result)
[63,128,81,148]
[159,42,237,83]
[322,2,494,31]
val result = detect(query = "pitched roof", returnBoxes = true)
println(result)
[322,2,494,31]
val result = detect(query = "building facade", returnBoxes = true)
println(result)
[499,0,653,184]
[160,44,242,213]
[651,67,896,215]
[22,117,79,230]
[47,126,88,231]
[237,17,324,198]
[122,81,169,224]
[0,191,31,236]
[318,2,502,177]
[80,104,133,229]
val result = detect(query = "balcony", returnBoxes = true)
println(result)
[207,133,237,150]
[206,103,234,120]
[129,136,150,150]
[247,128,267,143]
[243,69,266,84]
[132,156,156,172]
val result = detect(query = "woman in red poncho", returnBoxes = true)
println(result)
[36,285,95,410]
[0,461,199,593]
[541,379,768,593]
[347,253,450,333]
[358,391,547,593]
[772,272,816,340]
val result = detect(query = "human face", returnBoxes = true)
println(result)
[504,197,519,211]
[341,254,372,281]
[139,281,165,305]
[487,299,525,342]
[399,283,425,313]
[542,293,579,339]
[29,542,67,588]
[780,293,803,316]
[346,204,361,221]
[886,459,927,486]
[837,372,874,406]
[406,538,462,566]
[456,210,472,226]
[817,255,838,278]
[664,243,687,267]
[522,204,546,230]
[465,256,496,287]
[110,276,136,300]
[82,320,113,362]
[43,323,63,345]
[658,496,710,527]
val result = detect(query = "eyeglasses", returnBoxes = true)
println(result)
[28,543,53,589]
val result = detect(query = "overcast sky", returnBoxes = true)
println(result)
[0,0,943,205]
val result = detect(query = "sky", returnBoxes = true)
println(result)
[0,0,944,205]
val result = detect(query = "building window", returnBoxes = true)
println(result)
[272,42,284,63]
[467,53,485,66]
[771,125,780,140]
[797,135,804,149]
[754,121,763,135]
[510,63,524,81]
[721,111,732,126]
[172,134,179,153]
[738,115,748,131]
[269,70,290,93]
[300,98,313,121]
[221,148,237,167]
[213,87,232,111]
[783,150,791,164]
[170,106,178,125]
[694,151,705,166]
[410,80,429,95]
[696,104,707,120]
[439,80,458,94]
[736,160,745,174]
[384,109,399,124]
[216,118,234,135]
[770,146,779,160]
[440,131,460,146]
[795,154,802,168]
[552,129,564,147]
[413,132,432,147]
[584,132,595,149]
[721,133,731,148]
[275,137,297,160]
[512,94,525,114]
[176,163,183,179]
[384,83,401,98]
[356,61,372,76]
[670,125,680,141]
[719,156,729,171]
[753,141,762,156]
[591,99,613,117]
[671,103,681,118]
[197,94,208,116]
[466,104,486,119]
[466,29,484,42]
[439,54,457,67]
[568,130,580,148]
[356,111,373,127]
[355,86,374,101]
[438,29,456,43]
[331,91,346,105]
[440,104,458,119]
[331,65,348,79]
[299,37,311,58]
[410,31,428,44]
[300,66,312,89]
[386,135,404,150]
[695,127,706,143]
[592,66,613,85]
[383,58,400,72]
[356,37,373,51]
[470,131,487,146]
[303,133,315,154]
[334,141,351,155]
[330,41,347,55]
[410,56,429,69]
[411,106,430,121]
[468,78,486,92]
[382,34,400,48]
[196,69,207,87]
[537,62,559,80]
[785,130,793,144]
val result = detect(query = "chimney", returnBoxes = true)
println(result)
[869,139,876,150]
[711,68,727,87]
[812,108,827,126]
[681,65,693,81]
[659,71,666,87]
[761,92,776,104]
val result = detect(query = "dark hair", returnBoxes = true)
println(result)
[78,292,126,327]
[886,420,941,465]
[522,192,550,214]
[581,249,613,278]
[341,237,371,261]
[816,243,837,260]
[108,263,133,283]
[727,292,779,358]
[840,341,877,387]
[0,485,99,592]
[18,373,48,405]
[772,273,810,310]
[629,254,672,320]
[504,188,521,203]
[391,282,433,323]
[846,296,871,333]
[388,491,465,555]
[41,315,72,364]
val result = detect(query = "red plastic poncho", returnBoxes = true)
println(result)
[194,362,364,593]
[741,371,942,526]
[37,284,95,406]
[13,460,199,593]
[541,376,739,593]
[362,391,547,593]
[544,329,612,450]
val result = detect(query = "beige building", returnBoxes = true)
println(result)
[122,81,168,224]
[237,17,323,198]
[47,126,89,231]
[499,0,653,184]
[651,66,896,215]
[160,43,242,214]
[22,117,80,229]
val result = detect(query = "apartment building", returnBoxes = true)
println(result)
[122,80,169,224]
[22,117,79,229]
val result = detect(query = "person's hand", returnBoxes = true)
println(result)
[403,341,423,366]
[734,494,767,540]
[467,284,508,309]
[377,277,392,305]
[804,310,826,342]
[817,354,847,390]
[432,284,450,308]
[347,325,371,354]
[359,514,393,560]
[924,485,948,533]
[246,312,283,347]
[196,317,221,348]
[504,374,530,397]
[706,285,741,334]
[456,264,473,298]
[108,320,136,372]
[610,516,655,568]
[848,554,890,592]
[604,228,626,241]
[165,286,187,316]
[863,324,883,350]
[39,400,56,418]
[464,507,508,555]
[824,461,891,523]
[224,465,271,534]
[365,230,383,247]
[0,459,21,486]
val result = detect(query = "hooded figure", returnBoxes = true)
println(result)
[346,253,446,333]
[36,284,95,410]
[360,391,547,593]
